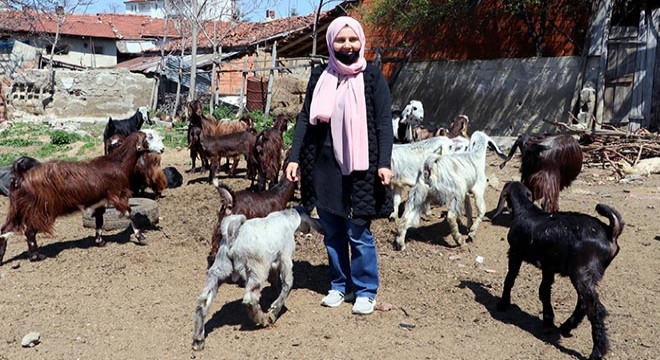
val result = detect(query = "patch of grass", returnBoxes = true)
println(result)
[0,122,50,139]
[161,128,188,149]
[212,104,237,120]
[0,138,43,147]
[49,130,82,145]
[0,152,29,167]
[35,144,71,158]
[76,140,97,156]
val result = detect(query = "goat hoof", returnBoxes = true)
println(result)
[29,253,47,262]
[559,324,574,337]
[192,340,205,351]
[135,234,147,244]
[393,241,405,251]
[542,323,558,334]
[95,238,106,247]
[588,350,604,360]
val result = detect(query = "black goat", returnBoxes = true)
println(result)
[493,181,624,360]
[103,107,152,154]
[500,133,582,212]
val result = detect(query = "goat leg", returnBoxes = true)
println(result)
[576,278,610,360]
[267,257,294,325]
[539,270,557,332]
[93,207,107,247]
[446,209,463,246]
[25,228,45,262]
[127,210,146,244]
[192,267,226,351]
[243,279,269,326]
[497,255,523,311]
[389,185,402,220]
[560,296,586,337]
[467,186,486,243]
[0,234,7,265]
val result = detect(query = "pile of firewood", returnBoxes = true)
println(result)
[578,129,660,178]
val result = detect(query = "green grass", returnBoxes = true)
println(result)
[0,138,43,147]
[76,141,97,156]
[35,144,71,158]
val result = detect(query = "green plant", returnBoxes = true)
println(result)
[0,122,50,139]
[0,152,29,167]
[161,128,188,149]
[36,143,70,158]
[76,141,97,156]
[0,138,42,147]
[212,105,237,120]
[248,110,273,131]
[49,130,81,145]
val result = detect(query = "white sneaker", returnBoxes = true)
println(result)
[352,296,376,315]
[321,290,345,308]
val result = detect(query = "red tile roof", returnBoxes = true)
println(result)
[0,10,180,40]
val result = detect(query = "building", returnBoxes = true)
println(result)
[124,0,236,20]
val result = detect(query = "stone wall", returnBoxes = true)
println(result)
[390,57,581,136]
[5,68,155,122]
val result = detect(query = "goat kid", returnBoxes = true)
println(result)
[390,136,470,219]
[192,207,322,351]
[0,130,164,265]
[206,174,297,268]
[252,114,289,191]
[395,131,506,250]
[392,100,424,143]
[500,133,582,212]
[493,181,623,360]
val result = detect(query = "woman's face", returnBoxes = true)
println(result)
[333,26,361,56]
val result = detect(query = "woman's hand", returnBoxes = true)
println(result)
[286,162,300,182]
[378,167,393,185]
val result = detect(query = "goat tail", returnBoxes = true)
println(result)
[595,204,624,243]
[294,206,324,235]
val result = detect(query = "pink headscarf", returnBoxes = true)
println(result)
[309,16,368,175]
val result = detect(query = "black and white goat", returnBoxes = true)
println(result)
[103,107,152,153]
[395,131,506,250]
[192,207,322,351]
[392,100,424,143]
[493,181,624,360]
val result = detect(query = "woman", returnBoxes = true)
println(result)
[286,16,393,315]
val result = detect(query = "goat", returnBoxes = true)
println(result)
[186,100,254,174]
[395,131,507,250]
[0,130,165,264]
[201,128,257,183]
[103,107,152,154]
[206,174,297,268]
[252,114,289,191]
[192,207,323,351]
[393,100,424,143]
[493,181,624,360]
[448,115,469,139]
[105,134,167,197]
[389,136,470,220]
[500,133,583,212]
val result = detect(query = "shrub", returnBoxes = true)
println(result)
[50,130,81,145]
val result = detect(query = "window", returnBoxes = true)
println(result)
[93,46,103,54]
[45,43,70,55]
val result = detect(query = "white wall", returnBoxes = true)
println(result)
[125,0,234,20]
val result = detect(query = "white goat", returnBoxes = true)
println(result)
[393,100,424,143]
[395,131,506,250]
[192,207,322,351]
[390,136,469,219]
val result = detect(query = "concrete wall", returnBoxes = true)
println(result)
[390,56,581,136]
[5,68,154,122]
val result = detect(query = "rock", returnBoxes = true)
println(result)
[21,332,40,347]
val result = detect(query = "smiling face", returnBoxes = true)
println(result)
[333,26,361,56]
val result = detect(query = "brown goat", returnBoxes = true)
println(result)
[252,114,289,191]
[105,134,167,197]
[448,115,469,139]
[500,133,583,212]
[201,128,257,183]
[206,174,297,268]
[0,130,165,265]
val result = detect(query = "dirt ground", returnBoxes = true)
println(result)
[0,142,658,360]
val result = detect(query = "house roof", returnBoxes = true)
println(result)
[0,10,180,40]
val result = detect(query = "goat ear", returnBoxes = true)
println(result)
[222,215,246,244]
[492,182,512,218]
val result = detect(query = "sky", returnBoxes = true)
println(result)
[83,0,338,21]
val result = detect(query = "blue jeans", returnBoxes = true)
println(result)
[318,209,379,298]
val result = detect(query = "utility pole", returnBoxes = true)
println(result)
[188,0,198,101]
